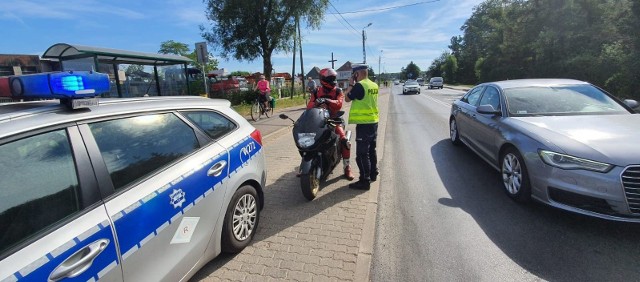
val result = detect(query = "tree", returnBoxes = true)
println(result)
[441,55,458,83]
[200,0,329,80]
[230,71,251,77]
[159,40,190,56]
[125,64,144,75]
[427,51,448,78]
[402,61,421,80]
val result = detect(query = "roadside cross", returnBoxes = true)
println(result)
[328,52,337,69]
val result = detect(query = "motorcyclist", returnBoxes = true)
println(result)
[306,68,355,181]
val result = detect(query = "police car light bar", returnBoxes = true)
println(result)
[9,71,110,99]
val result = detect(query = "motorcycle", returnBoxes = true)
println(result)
[279,102,351,201]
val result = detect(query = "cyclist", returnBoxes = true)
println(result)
[306,76,316,101]
[306,68,354,181]
[253,74,271,111]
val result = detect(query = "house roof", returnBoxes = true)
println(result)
[305,67,321,79]
[336,61,352,72]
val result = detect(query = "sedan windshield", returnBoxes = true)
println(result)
[405,81,418,86]
[504,85,631,116]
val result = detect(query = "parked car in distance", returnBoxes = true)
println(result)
[0,71,267,282]
[393,79,400,85]
[237,77,249,91]
[429,77,444,89]
[403,80,421,95]
[207,73,240,95]
[449,78,640,222]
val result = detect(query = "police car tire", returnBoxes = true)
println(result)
[221,185,260,253]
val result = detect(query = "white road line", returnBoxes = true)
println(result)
[418,93,453,108]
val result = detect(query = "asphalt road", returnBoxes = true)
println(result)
[370,85,640,281]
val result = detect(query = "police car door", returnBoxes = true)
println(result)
[79,112,230,281]
[0,127,123,282]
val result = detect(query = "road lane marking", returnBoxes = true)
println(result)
[418,93,453,108]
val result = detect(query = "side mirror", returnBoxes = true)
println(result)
[279,114,289,119]
[624,99,639,109]
[477,104,501,115]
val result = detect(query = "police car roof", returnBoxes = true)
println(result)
[0,96,233,137]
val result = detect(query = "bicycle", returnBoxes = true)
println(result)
[251,92,273,121]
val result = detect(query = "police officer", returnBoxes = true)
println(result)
[345,64,379,190]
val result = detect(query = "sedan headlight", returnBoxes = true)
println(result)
[538,150,613,173]
[297,133,316,148]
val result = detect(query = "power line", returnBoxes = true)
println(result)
[329,1,359,34]
[330,12,359,36]
[328,0,440,15]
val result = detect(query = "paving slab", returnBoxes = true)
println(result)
[192,86,390,282]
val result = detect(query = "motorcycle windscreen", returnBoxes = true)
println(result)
[293,107,330,150]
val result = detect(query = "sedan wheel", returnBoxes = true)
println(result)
[500,148,531,202]
[449,118,462,145]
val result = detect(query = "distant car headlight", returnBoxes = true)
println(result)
[538,150,613,173]
[297,133,316,148]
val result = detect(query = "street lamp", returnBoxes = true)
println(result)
[362,23,372,64]
[378,49,383,84]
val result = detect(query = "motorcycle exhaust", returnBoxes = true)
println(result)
[345,130,352,141]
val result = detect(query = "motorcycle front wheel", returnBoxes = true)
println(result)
[300,166,320,201]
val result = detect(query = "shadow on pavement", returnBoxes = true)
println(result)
[191,168,365,279]
[430,139,640,281]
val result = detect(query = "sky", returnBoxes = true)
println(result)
[0,0,484,75]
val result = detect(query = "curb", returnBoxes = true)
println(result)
[262,124,293,141]
[353,87,390,282]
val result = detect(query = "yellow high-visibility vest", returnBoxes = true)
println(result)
[349,78,379,124]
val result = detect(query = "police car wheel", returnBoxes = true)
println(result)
[221,185,260,253]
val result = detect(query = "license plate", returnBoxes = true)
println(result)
[71,98,99,109]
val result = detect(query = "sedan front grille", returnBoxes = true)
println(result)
[622,166,640,214]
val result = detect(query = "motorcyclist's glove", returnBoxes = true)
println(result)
[315,98,327,105]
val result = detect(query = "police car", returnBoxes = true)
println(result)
[0,71,266,281]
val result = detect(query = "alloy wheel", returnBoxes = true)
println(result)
[232,194,257,241]
[502,153,522,195]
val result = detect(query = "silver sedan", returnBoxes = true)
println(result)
[449,78,640,222]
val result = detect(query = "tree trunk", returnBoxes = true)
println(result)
[263,52,273,81]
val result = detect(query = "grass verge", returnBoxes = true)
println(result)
[232,95,309,117]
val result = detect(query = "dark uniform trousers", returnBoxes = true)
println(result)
[355,123,378,181]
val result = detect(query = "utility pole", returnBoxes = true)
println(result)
[328,52,337,69]
[297,16,304,85]
[291,22,297,99]
[378,52,382,84]
[362,23,372,64]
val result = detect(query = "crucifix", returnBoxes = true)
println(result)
[328,52,337,69]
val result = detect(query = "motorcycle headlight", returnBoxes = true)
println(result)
[538,150,613,173]
[297,133,316,148]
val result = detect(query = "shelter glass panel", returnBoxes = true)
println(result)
[159,65,189,96]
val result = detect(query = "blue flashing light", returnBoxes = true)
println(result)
[9,71,110,99]
[55,75,85,92]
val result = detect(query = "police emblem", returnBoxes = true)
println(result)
[169,188,186,208]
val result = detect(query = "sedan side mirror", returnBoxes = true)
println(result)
[477,104,501,115]
[624,99,639,109]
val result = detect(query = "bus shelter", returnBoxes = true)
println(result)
[42,43,193,98]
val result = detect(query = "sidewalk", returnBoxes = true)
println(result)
[192,87,391,281]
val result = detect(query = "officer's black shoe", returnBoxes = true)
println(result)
[370,169,379,182]
[349,180,370,190]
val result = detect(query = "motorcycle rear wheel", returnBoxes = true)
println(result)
[300,169,320,201]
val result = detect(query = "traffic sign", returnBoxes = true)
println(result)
[195,42,208,63]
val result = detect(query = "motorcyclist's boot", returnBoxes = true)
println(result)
[344,165,355,181]
[343,160,354,181]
